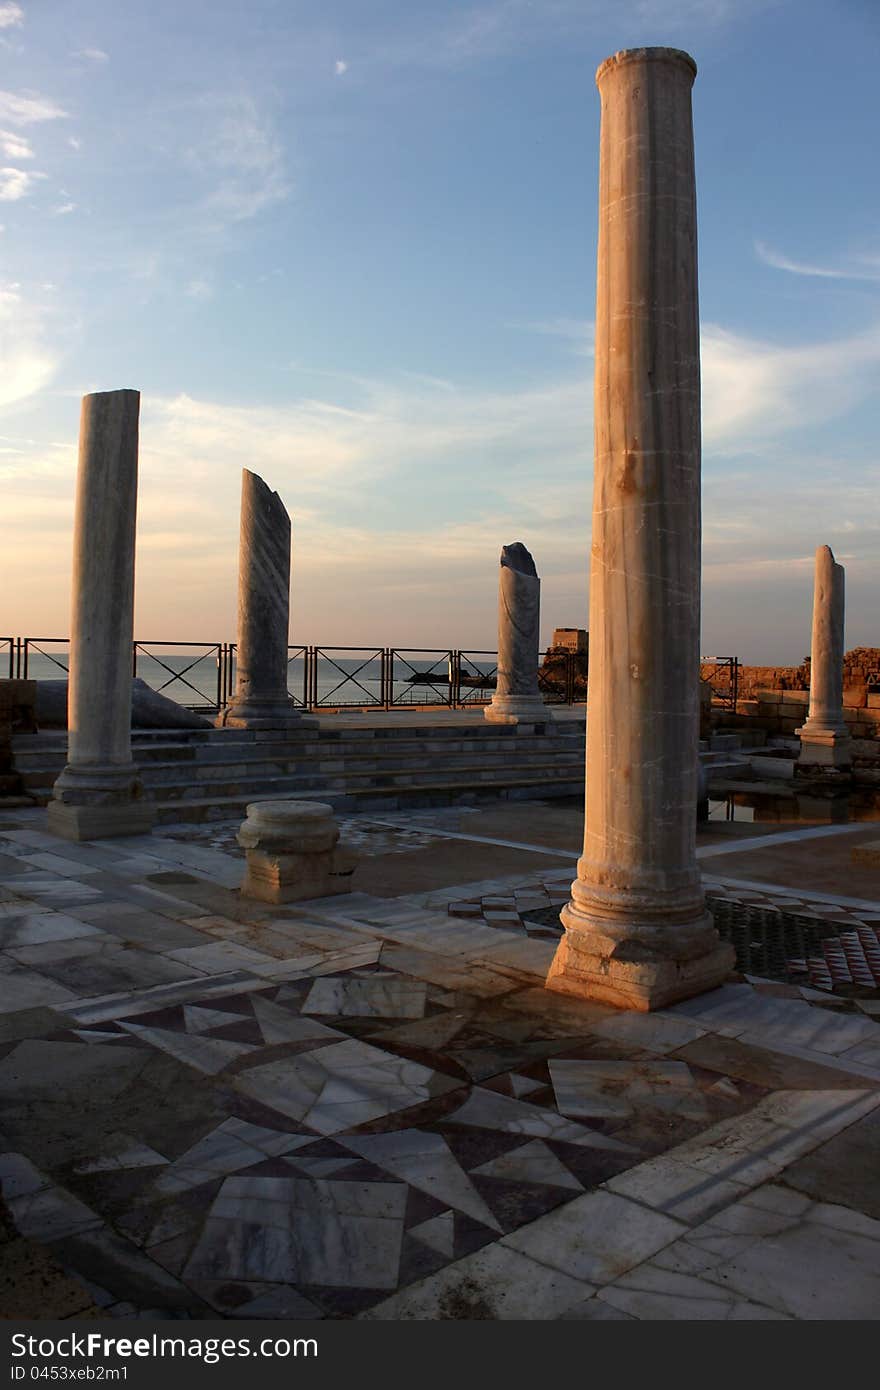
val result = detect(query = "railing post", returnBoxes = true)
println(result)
[731,657,739,712]
[22,639,28,679]
[450,650,460,707]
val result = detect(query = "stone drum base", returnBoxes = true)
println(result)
[237,799,356,904]
[546,907,735,1012]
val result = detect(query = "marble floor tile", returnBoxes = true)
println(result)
[301,976,428,1020]
[153,1117,311,1194]
[360,1242,594,1320]
[549,1059,710,1125]
[470,1139,583,1193]
[0,1038,151,1108]
[8,1183,103,1242]
[167,941,278,975]
[443,1087,637,1153]
[597,1263,790,1320]
[0,1151,51,1199]
[0,911,104,951]
[184,1175,408,1288]
[249,994,346,1047]
[681,1194,880,1319]
[118,1020,257,1075]
[409,1211,455,1259]
[339,1130,501,1231]
[604,1155,747,1225]
[64,970,264,1025]
[0,964,79,1013]
[233,1037,459,1134]
[501,1189,685,1285]
[593,1011,707,1054]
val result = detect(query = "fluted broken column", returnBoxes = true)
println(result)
[797,545,851,769]
[546,48,733,1011]
[485,542,549,725]
[220,469,314,731]
[48,390,154,841]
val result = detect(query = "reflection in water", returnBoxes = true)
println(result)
[709,790,880,826]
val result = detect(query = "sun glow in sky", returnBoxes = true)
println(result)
[1,0,878,663]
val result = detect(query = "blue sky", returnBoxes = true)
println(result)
[1,0,878,662]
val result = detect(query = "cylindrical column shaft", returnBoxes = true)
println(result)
[547,48,732,1011]
[485,542,549,725]
[797,545,851,767]
[220,470,312,730]
[48,390,154,840]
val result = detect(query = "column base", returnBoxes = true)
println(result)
[484,693,551,726]
[546,905,734,1012]
[796,724,852,769]
[218,699,318,732]
[47,799,156,842]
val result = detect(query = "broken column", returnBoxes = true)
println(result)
[546,48,733,1011]
[48,389,154,840]
[797,545,851,769]
[237,800,356,903]
[219,469,314,730]
[484,542,549,725]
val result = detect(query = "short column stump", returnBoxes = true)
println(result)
[237,800,356,904]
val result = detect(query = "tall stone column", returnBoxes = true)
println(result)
[485,542,549,725]
[797,545,851,768]
[219,469,314,731]
[48,390,155,841]
[547,48,733,1011]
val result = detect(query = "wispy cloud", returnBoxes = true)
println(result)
[334,59,348,76]
[701,321,880,449]
[185,277,213,301]
[52,200,76,216]
[181,91,289,225]
[0,283,59,409]
[756,239,880,284]
[71,47,109,63]
[0,90,67,126]
[365,0,773,71]
[0,166,44,200]
[0,128,32,158]
[0,3,23,29]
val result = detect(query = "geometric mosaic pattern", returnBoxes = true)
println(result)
[0,806,878,1320]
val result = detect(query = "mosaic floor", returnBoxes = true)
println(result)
[0,809,879,1320]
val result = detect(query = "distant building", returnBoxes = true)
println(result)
[550,628,588,655]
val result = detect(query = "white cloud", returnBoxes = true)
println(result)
[0,165,45,200]
[0,90,67,125]
[71,47,109,63]
[67,135,81,151]
[52,200,76,215]
[0,283,59,409]
[0,128,31,158]
[0,4,23,29]
[701,321,880,449]
[756,239,880,283]
[334,59,348,76]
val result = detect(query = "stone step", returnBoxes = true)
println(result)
[14,740,585,784]
[148,773,587,825]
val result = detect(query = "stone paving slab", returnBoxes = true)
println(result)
[0,804,878,1320]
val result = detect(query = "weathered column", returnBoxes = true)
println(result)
[219,469,314,730]
[797,545,851,768]
[547,48,733,1011]
[485,542,549,725]
[48,390,154,840]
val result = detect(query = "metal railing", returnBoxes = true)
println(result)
[9,637,603,713]
[700,656,740,712]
